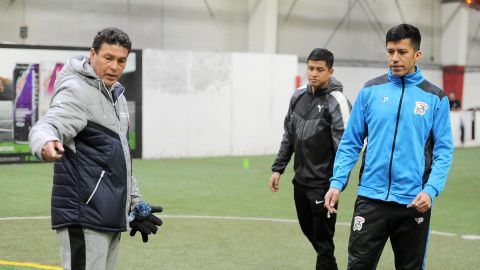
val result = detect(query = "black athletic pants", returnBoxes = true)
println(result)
[347,196,431,270]
[294,184,338,270]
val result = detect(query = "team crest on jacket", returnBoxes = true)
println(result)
[353,216,365,231]
[414,101,428,115]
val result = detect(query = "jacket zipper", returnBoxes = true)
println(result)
[298,90,314,170]
[100,81,129,227]
[386,77,405,200]
[105,84,126,140]
[102,81,121,120]
[86,170,106,205]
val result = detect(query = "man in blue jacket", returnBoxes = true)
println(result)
[324,24,453,269]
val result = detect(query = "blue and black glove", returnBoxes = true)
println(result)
[129,203,163,243]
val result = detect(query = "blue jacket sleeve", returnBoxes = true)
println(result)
[330,89,367,191]
[422,95,454,202]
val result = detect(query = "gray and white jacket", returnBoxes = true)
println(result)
[29,55,142,232]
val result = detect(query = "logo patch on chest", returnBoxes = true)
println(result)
[317,105,324,112]
[381,96,389,103]
[414,101,428,115]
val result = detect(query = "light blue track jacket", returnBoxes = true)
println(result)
[330,67,453,205]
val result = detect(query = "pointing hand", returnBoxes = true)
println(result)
[41,140,64,161]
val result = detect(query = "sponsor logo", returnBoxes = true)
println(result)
[315,200,324,205]
[414,101,428,115]
[317,105,323,112]
[415,217,424,224]
[382,96,389,102]
[353,216,365,231]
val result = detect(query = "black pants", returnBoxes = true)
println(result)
[347,196,431,270]
[294,184,338,270]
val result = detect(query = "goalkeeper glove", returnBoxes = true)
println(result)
[129,204,163,243]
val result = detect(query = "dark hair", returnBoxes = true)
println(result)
[386,24,421,51]
[92,27,132,53]
[307,48,334,69]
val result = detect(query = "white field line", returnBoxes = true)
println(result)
[162,214,350,227]
[462,235,480,240]
[430,230,457,237]
[0,216,51,221]
[1,215,478,240]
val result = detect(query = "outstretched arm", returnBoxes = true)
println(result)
[29,86,88,160]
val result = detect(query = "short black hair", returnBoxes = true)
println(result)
[386,24,421,51]
[307,48,334,69]
[92,27,132,53]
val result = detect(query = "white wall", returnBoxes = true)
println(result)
[277,0,442,64]
[466,8,480,66]
[450,111,480,147]
[463,71,480,110]
[0,0,248,52]
[334,66,388,102]
[3,0,480,66]
[142,50,470,159]
[142,49,297,158]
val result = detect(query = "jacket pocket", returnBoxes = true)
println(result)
[85,170,106,205]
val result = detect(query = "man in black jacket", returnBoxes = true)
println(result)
[269,48,351,270]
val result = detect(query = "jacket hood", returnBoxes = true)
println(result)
[58,55,100,89]
[327,77,343,93]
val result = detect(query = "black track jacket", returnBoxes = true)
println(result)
[272,77,352,188]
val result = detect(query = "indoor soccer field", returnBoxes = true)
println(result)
[0,147,479,269]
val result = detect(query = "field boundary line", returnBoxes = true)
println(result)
[0,259,62,270]
[1,215,478,240]
[162,214,349,226]
[0,216,50,221]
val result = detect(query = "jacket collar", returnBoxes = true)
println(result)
[111,83,125,103]
[306,84,324,96]
[387,66,424,87]
[306,77,343,96]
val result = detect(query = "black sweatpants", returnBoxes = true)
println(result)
[294,184,338,270]
[347,196,431,270]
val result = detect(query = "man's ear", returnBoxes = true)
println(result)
[415,50,423,62]
[89,48,96,62]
